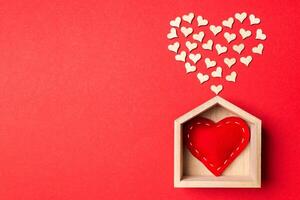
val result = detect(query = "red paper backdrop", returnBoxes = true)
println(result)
[0,0,299,199]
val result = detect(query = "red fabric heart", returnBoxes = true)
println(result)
[184,116,250,176]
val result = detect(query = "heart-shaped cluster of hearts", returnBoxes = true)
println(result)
[167,12,266,95]
[184,116,250,176]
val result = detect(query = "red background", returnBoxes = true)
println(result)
[0,0,299,199]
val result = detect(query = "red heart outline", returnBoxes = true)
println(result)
[184,117,250,176]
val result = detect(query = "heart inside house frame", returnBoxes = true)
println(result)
[173,96,262,188]
[167,12,266,95]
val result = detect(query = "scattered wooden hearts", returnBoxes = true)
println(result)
[222,17,234,28]
[189,53,201,64]
[197,73,209,84]
[210,84,223,95]
[183,13,194,23]
[167,12,266,95]
[193,31,205,42]
[249,14,260,25]
[175,51,186,62]
[202,39,213,50]
[181,27,193,37]
[205,58,216,68]
[168,42,180,53]
[232,43,245,54]
[167,28,177,39]
[235,12,247,23]
[239,28,251,39]
[224,32,236,43]
[240,56,252,66]
[226,71,237,82]
[252,44,264,55]
[197,16,208,26]
[170,17,181,28]
[224,58,236,68]
[256,29,266,40]
[215,44,227,55]
[209,25,222,36]
[186,41,197,52]
[211,67,222,78]
[185,62,196,73]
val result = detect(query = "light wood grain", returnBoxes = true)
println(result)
[174,96,261,188]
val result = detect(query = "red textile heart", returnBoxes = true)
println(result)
[184,116,250,176]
